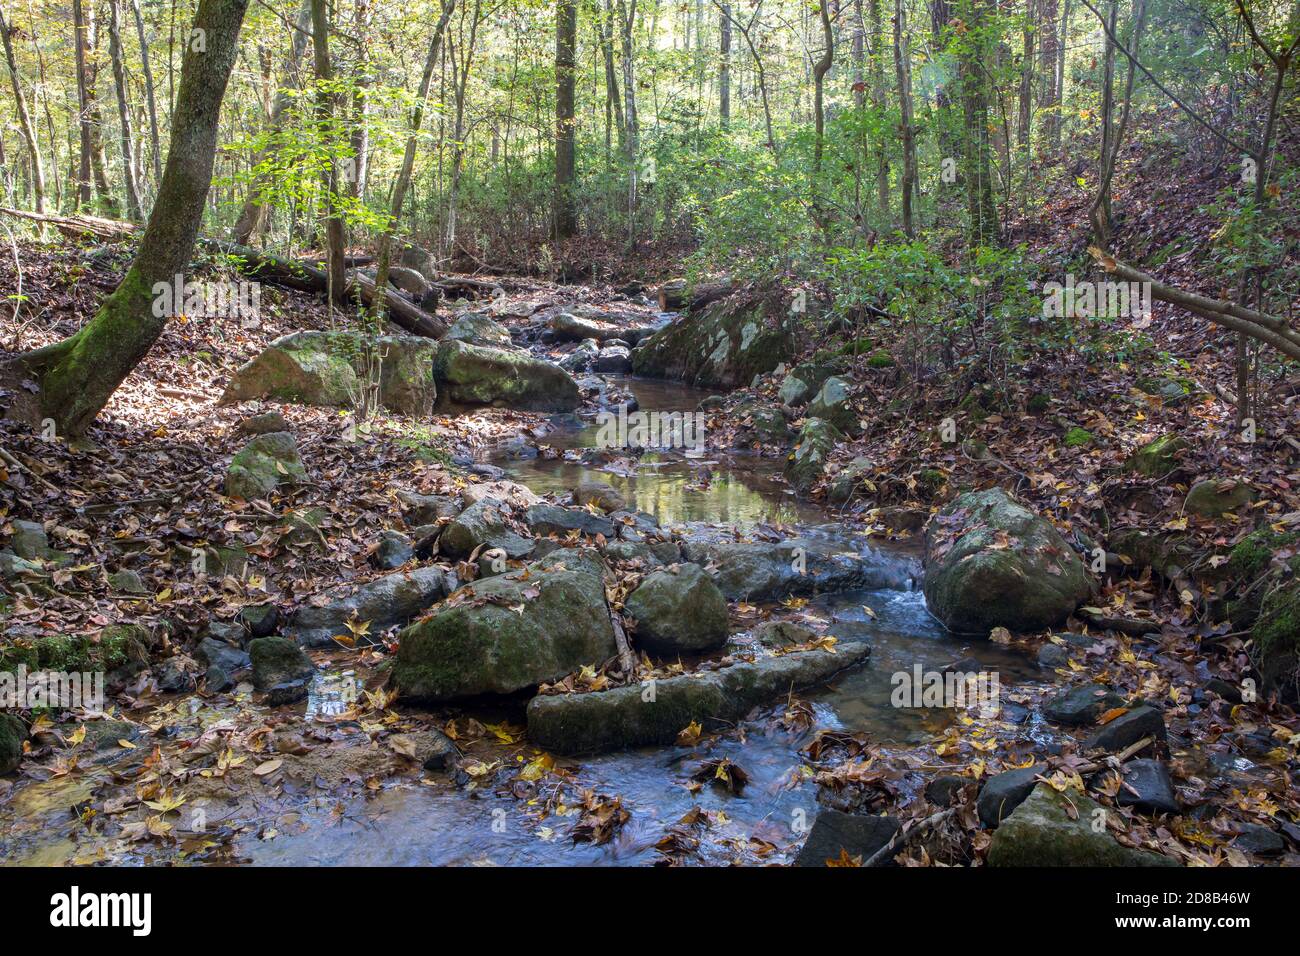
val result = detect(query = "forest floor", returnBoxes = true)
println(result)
[0,123,1298,865]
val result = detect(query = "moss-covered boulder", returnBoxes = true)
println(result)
[526,641,870,754]
[735,402,791,444]
[447,312,513,349]
[777,358,846,406]
[1063,427,1093,448]
[249,636,316,703]
[438,499,536,560]
[225,432,307,500]
[1126,434,1186,477]
[923,488,1093,634]
[435,339,580,411]
[632,286,797,389]
[1184,478,1255,518]
[624,563,728,655]
[1109,528,1195,579]
[0,713,26,775]
[285,565,454,647]
[0,625,151,688]
[987,785,1179,866]
[785,418,842,495]
[219,330,438,416]
[807,376,861,436]
[393,550,617,701]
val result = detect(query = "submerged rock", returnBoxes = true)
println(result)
[225,432,307,500]
[393,550,616,701]
[572,480,626,513]
[795,811,900,867]
[923,488,1093,634]
[525,641,870,754]
[987,785,1178,867]
[435,339,580,411]
[285,565,455,647]
[623,563,729,655]
[220,330,438,416]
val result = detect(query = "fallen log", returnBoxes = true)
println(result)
[0,206,446,338]
[1089,246,1300,361]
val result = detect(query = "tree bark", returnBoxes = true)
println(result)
[554,0,577,237]
[14,0,250,437]
[0,0,46,218]
[107,0,144,219]
[893,0,916,238]
[130,0,163,183]
[370,0,456,321]
[310,0,345,302]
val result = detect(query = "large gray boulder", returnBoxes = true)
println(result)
[285,565,455,647]
[632,286,796,389]
[923,488,1093,634]
[219,330,438,416]
[435,339,580,411]
[393,551,616,701]
[623,563,729,654]
[447,312,513,349]
[526,641,870,754]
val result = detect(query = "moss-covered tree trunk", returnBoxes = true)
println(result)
[15,0,250,437]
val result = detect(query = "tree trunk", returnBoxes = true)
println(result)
[107,0,144,219]
[959,0,998,244]
[311,0,345,302]
[718,3,730,127]
[72,0,94,209]
[812,0,833,175]
[231,0,312,246]
[0,0,46,218]
[893,0,916,238]
[554,0,577,237]
[14,0,250,436]
[130,0,163,183]
[370,0,456,321]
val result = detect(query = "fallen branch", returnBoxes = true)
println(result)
[1089,247,1300,361]
[861,806,958,868]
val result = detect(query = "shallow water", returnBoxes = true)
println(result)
[242,377,1054,867]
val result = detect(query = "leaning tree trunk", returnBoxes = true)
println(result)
[14,0,250,437]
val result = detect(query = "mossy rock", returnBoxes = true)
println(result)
[1250,578,1300,702]
[923,488,1093,634]
[1109,529,1196,579]
[1126,434,1186,478]
[225,432,307,500]
[828,456,874,504]
[219,330,438,416]
[248,636,315,692]
[393,550,616,701]
[623,563,728,655]
[1063,427,1093,448]
[866,350,895,368]
[435,339,580,411]
[987,785,1178,867]
[1183,479,1255,519]
[1026,394,1051,415]
[785,418,842,495]
[632,285,797,389]
[1227,529,1299,583]
[807,376,861,436]
[447,312,513,349]
[0,625,150,677]
[0,713,26,775]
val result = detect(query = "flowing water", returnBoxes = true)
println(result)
[240,377,1053,866]
[0,376,1057,867]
